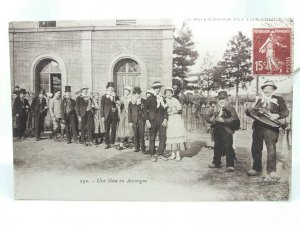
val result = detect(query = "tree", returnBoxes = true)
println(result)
[173,21,199,90]
[197,52,215,104]
[219,31,253,108]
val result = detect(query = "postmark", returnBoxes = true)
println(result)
[253,28,292,75]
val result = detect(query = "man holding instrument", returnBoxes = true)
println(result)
[246,80,289,182]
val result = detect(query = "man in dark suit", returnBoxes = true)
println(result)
[100,82,119,149]
[76,86,94,146]
[13,89,30,139]
[204,91,239,172]
[246,80,289,181]
[31,90,47,141]
[145,81,168,162]
[62,86,78,144]
[128,87,148,153]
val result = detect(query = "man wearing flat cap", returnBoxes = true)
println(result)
[204,91,239,172]
[145,81,169,162]
[246,80,289,182]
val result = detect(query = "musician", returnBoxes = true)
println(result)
[204,91,239,172]
[246,81,289,181]
[76,86,94,146]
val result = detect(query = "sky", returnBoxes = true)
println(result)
[174,18,294,94]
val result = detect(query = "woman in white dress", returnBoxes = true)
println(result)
[165,87,186,161]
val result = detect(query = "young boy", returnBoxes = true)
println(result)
[128,87,147,153]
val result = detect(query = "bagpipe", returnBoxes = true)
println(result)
[211,107,240,131]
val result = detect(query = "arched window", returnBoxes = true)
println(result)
[35,59,62,94]
[113,58,141,96]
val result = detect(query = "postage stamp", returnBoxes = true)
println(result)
[253,28,292,75]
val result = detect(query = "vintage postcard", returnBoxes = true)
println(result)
[10,18,293,201]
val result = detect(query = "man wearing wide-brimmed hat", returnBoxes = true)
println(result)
[204,90,239,172]
[100,82,120,149]
[76,86,94,146]
[246,80,289,181]
[62,86,78,144]
[13,89,30,139]
[31,89,47,141]
[145,81,169,161]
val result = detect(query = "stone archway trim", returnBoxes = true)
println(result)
[29,53,67,92]
[107,53,147,93]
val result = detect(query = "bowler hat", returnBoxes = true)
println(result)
[261,80,277,90]
[152,81,164,89]
[216,91,230,99]
[19,89,26,94]
[40,89,46,96]
[106,82,115,88]
[133,87,142,94]
[65,86,71,93]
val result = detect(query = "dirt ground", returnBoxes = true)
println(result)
[13,130,291,201]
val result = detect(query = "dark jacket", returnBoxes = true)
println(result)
[31,96,47,117]
[145,95,168,124]
[204,104,239,134]
[128,99,147,124]
[100,95,120,120]
[62,98,76,118]
[76,96,91,118]
[13,97,30,117]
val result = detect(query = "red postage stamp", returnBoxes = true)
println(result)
[253,28,292,75]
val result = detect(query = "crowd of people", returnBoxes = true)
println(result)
[12,80,289,181]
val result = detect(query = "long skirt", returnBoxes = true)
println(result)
[166,114,186,150]
[94,117,105,134]
[116,111,133,139]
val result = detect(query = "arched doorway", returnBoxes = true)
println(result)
[113,58,141,96]
[35,59,62,94]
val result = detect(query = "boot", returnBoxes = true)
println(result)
[94,134,99,145]
[53,129,59,141]
[176,150,181,161]
[169,151,176,160]
[60,129,65,142]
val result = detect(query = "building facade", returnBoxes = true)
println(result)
[9,19,174,96]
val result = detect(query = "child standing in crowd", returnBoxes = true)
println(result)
[165,87,186,161]
[128,87,148,153]
[92,92,105,145]
[116,86,134,150]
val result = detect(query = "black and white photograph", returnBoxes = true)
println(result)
[9,18,294,201]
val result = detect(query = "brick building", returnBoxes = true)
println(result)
[9,19,174,96]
